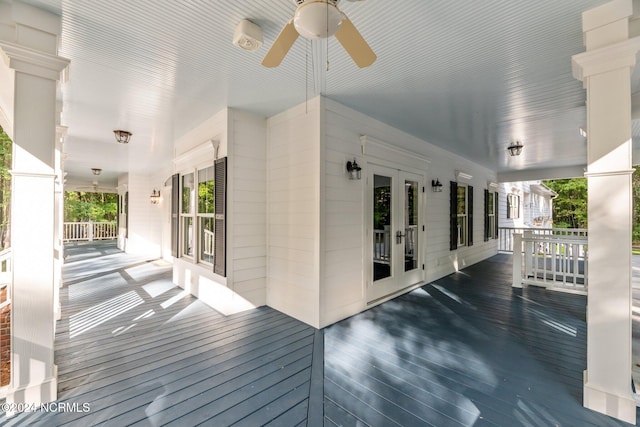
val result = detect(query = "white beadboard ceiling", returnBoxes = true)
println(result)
[17,0,624,188]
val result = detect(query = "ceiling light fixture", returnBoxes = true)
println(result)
[91,168,102,175]
[113,129,132,144]
[507,141,524,157]
[293,0,343,39]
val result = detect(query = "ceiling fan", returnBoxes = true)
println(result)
[262,0,376,68]
[74,181,116,193]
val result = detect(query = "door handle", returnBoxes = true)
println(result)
[396,230,405,244]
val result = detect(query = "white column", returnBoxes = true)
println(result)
[0,2,69,407]
[572,0,639,423]
[54,125,66,322]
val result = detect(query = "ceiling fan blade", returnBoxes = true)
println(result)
[262,20,299,68]
[334,18,376,68]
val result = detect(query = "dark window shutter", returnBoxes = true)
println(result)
[450,181,457,251]
[171,173,180,257]
[116,194,120,231]
[494,192,499,239]
[468,185,474,246]
[484,189,490,242]
[214,157,227,277]
[124,192,129,239]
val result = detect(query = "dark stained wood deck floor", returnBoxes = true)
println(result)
[3,243,640,426]
[324,254,640,427]
[2,241,320,426]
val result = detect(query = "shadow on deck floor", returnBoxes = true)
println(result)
[2,243,639,426]
[324,254,640,426]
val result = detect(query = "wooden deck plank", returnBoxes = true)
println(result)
[57,309,288,379]
[51,332,316,425]
[159,359,313,426]
[262,399,310,427]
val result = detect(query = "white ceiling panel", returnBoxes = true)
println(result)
[15,0,618,187]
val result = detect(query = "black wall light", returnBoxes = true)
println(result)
[346,158,362,180]
[431,179,443,192]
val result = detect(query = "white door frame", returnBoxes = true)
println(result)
[365,161,426,303]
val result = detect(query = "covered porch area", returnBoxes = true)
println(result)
[4,241,638,426]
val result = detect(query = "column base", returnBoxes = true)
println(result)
[5,365,57,416]
[583,370,636,424]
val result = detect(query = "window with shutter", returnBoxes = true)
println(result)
[468,185,473,246]
[450,181,457,251]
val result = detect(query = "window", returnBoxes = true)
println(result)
[180,173,195,258]
[507,193,520,219]
[450,182,473,251]
[173,157,226,275]
[198,166,215,264]
[457,185,467,247]
[487,192,496,239]
[484,189,498,241]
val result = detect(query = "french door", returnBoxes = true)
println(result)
[368,164,424,302]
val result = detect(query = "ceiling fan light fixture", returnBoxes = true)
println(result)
[294,2,343,39]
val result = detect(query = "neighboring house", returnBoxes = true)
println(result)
[499,181,557,229]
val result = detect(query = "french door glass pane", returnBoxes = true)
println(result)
[405,180,418,272]
[373,174,392,281]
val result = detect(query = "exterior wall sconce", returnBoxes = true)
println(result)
[346,158,362,180]
[91,168,102,175]
[150,189,161,204]
[113,129,132,144]
[431,179,443,192]
[507,140,523,156]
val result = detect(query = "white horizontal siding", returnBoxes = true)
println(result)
[320,98,499,327]
[229,109,267,307]
[266,100,321,328]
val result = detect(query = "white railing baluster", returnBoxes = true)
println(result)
[513,231,588,294]
[498,227,588,253]
[63,222,117,242]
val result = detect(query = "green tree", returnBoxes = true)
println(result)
[543,178,588,229]
[64,191,117,222]
[0,127,11,249]
[633,166,640,245]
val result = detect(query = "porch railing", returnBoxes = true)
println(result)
[203,229,214,256]
[374,225,418,264]
[498,227,587,253]
[63,221,117,242]
[512,231,588,294]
